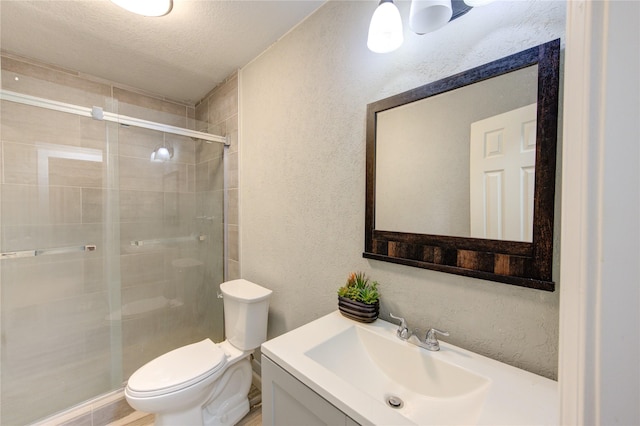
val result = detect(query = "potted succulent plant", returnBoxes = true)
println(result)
[337,272,380,323]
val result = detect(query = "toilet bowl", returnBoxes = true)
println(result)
[125,279,272,426]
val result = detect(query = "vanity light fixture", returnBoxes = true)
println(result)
[368,0,475,53]
[150,134,174,162]
[409,0,453,35]
[109,0,173,17]
[463,0,495,6]
[367,0,404,53]
[150,145,173,162]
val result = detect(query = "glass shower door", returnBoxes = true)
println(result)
[0,73,226,425]
[0,99,123,425]
[115,122,225,378]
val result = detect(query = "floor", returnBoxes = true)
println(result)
[112,385,263,426]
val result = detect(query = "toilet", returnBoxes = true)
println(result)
[125,279,272,426]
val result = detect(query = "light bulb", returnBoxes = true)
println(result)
[155,147,171,161]
[367,0,404,53]
[150,146,173,162]
[109,0,173,17]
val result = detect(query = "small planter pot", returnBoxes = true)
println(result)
[338,296,379,323]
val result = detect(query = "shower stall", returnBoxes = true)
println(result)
[0,61,228,425]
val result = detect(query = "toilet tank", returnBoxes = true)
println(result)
[220,279,272,351]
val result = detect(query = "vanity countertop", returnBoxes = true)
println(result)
[262,311,557,426]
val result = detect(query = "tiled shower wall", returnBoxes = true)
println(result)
[0,53,227,425]
[195,72,240,280]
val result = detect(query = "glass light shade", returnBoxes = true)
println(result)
[409,0,453,35]
[155,147,171,161]
[150,146,173,162]
[463,0,495,6]
[109,0,173,17]
[367,0,404,53]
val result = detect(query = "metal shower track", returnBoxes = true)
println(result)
[0,89,228,145]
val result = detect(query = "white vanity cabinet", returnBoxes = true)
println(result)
[262,355,360,426]
[260,312,557,425]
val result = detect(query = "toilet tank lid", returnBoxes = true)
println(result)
[220,279,272,303]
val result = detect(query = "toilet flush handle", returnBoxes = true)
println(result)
[217,291,223,299]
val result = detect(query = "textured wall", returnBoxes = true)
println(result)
[240,0,565,379]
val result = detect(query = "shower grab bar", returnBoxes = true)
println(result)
[130,235,206,247]
[0,244,97,259]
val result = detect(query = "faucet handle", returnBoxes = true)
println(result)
[389,313,410,340]
[424,328,449,351]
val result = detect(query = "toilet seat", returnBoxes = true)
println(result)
[126,339,227,398]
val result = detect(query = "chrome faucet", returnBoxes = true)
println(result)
[418,328,450,351]
[389,313,411,340]
[389,314,449,351]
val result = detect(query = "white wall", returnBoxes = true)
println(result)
[559,0,640,424]
[240,0,565,379]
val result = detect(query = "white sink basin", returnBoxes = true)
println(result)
[305,326,490,425]
[262,311,557,425]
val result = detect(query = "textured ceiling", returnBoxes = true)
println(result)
[0,0,325,103]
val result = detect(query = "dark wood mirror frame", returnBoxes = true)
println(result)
[364,39,560,291]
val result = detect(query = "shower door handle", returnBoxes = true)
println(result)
[0,244,97,259]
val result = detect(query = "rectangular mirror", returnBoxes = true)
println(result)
[376,65,538,241]
[364,40,560,291]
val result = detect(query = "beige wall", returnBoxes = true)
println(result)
[240,0,565,379]
[559,1,640,423]
[195,72,241,280]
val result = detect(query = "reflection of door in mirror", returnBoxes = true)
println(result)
[469,104,536,242]
[374,65,538,239]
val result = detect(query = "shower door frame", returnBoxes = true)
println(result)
[0,88,230,423]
